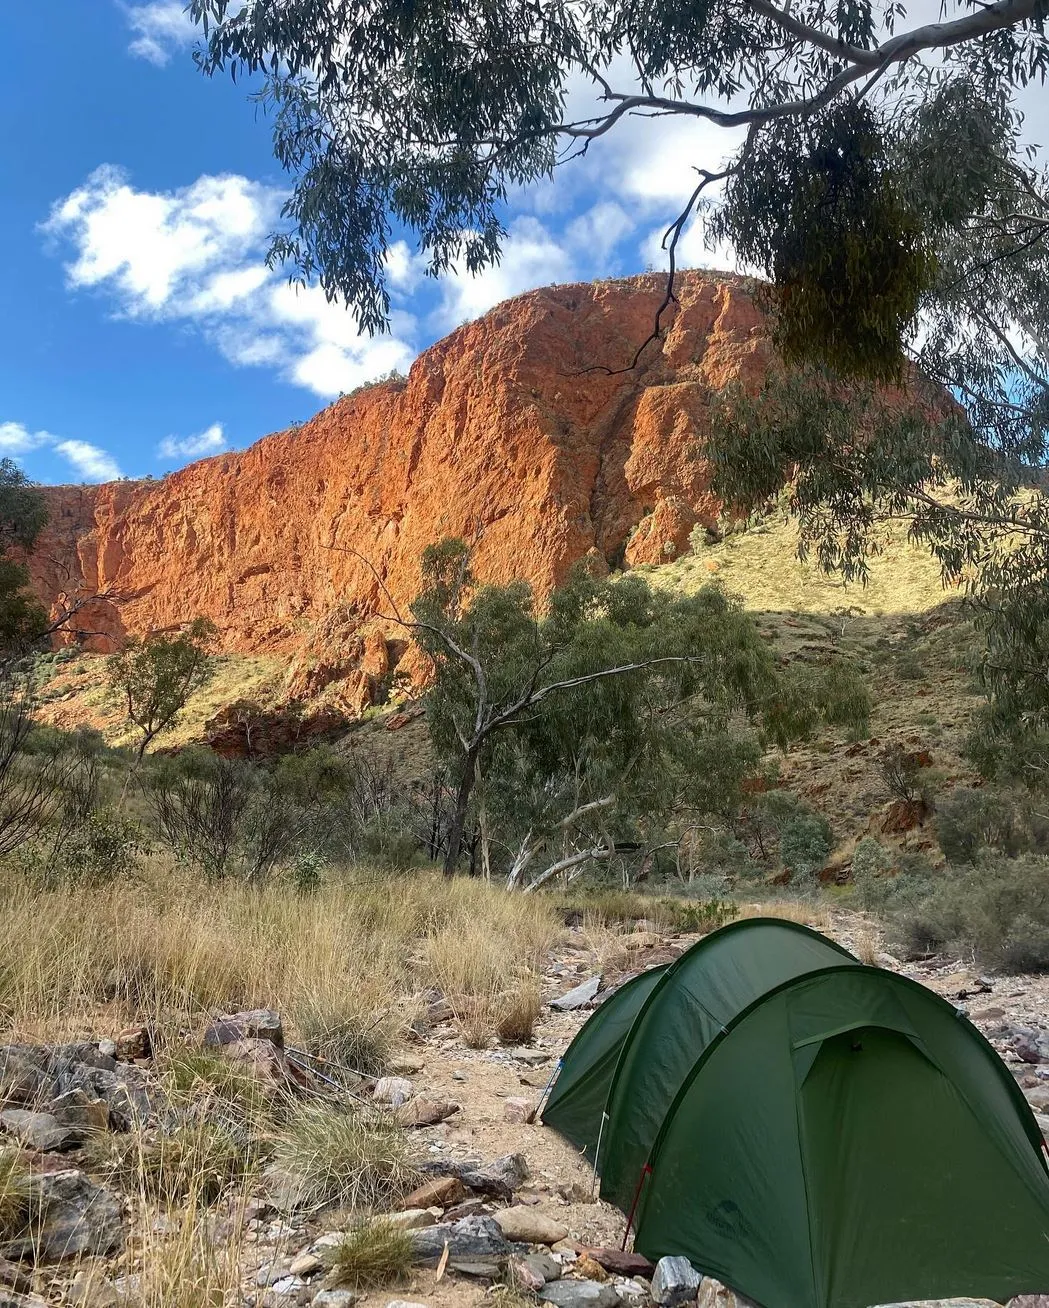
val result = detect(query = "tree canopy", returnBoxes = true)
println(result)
[411,540,868,885]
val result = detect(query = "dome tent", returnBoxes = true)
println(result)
[541,918,1049,1308]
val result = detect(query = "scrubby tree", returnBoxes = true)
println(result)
[410,539,867,884]
[107,618,218,762]
[0,459,48,655]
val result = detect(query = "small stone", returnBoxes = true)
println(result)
[443,1199,489,1221]
[290,1253,323,1277]
[311,1293,359,1308]
[510,1049,551,1066]
[0,1108,77,1153]
[509,1256,546,1292]
[1026,1084,1049,1111]
[204,1009,283,1050]
[615,1281,651,1308]
[0,1290,49,1308]
[503,1097,536,1124]
[67,1267,121,1307]
[1012,1030,1048,1065]
[452,1070,467,1082]
[97,1040,118,1060]
[257,1263,292,1287]
[651,1257,701,1307]
[584,1250,654,1279]
[373,1077,413,1108]
[381,1209,435,1231]
[520,1251,562,1283]
[0,1260,32,1295]
[575,1256,610,1282]
[971,1007,1005,1023]
[396,1098,460,1128]
[494,1207,569,1245]
[385,1302,429,1308]
[552,1240,579,1257]
[401,1176,468,1209]
[550,977,601,1011]
[540,1279,620,1308]
[114,1027,152,1062]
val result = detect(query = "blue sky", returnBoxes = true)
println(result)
[2,2,738,486]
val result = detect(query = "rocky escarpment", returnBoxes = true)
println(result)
[27,271,772,713]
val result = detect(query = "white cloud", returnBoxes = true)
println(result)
[158,422,228,461]
[124,1,197,66]
[0,423,122,482]
[45,166,418,399]
[0,422,52,455]
[54,440,123,482]
[435,217,575,329]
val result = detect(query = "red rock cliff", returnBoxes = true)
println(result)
[27,271,771,710]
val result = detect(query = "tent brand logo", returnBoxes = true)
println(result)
[706,1199,750,1241]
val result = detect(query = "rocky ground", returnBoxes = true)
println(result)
[2,909,1049,1308]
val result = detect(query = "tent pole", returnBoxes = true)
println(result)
[591,1110,609,1197]
[621,1163,652,1251]
[534,1057,563,1121]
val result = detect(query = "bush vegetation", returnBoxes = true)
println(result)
[326,1219,416,1290]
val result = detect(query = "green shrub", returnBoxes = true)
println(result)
[886,854,1049,972]
[850,837,894,911]
[780,812,833,880]
[326,1220,415,1289]
[935,787,1049,864]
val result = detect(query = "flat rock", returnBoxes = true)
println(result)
[289,1252,324,1277]
[0,1109,77,1153]
[204,1009,284,1050]
[49,1090,110,1137]
[395,1098,460,1128]
[386,1302,429,1308]
[409,1216,510,1272]
[651,1256,701,1307]
[311,1294,359,1308]
[401,1176,468,1210]
[67,1267,120,1306]
[550,977,601,1011]
[540,1279,620,1308]
[584,1249,654,1278]
[615,1282,651,1308]
[1,1169,123,1263]
[510,1049,552,1066]
[458,1153,530,1199]
[381,1209,435,1231]
[494,1207,569,1245]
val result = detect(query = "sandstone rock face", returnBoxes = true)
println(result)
[27,272,770,710]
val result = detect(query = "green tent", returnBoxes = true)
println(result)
[542,917,1049,1308]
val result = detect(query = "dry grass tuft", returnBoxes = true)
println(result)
[495,979,542,1045]
[124,1202,246,1308]
[326,1219,416,1290]
[738,898,831,930]
[270,1104,418,1213]
[0,1149,30,1239]
[82,1117,259,1205]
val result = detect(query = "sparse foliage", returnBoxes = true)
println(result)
[108,618,217,762]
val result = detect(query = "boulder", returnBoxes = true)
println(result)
[0,1109,78,1153]
[409,1216,510,1274]
[539,1280,621,1308]
[1,1169,123,1263]
[550,977,602,1011]
[651,1256,702,1307]
[494,1207,569,1245]
[204,1009,284,1050]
